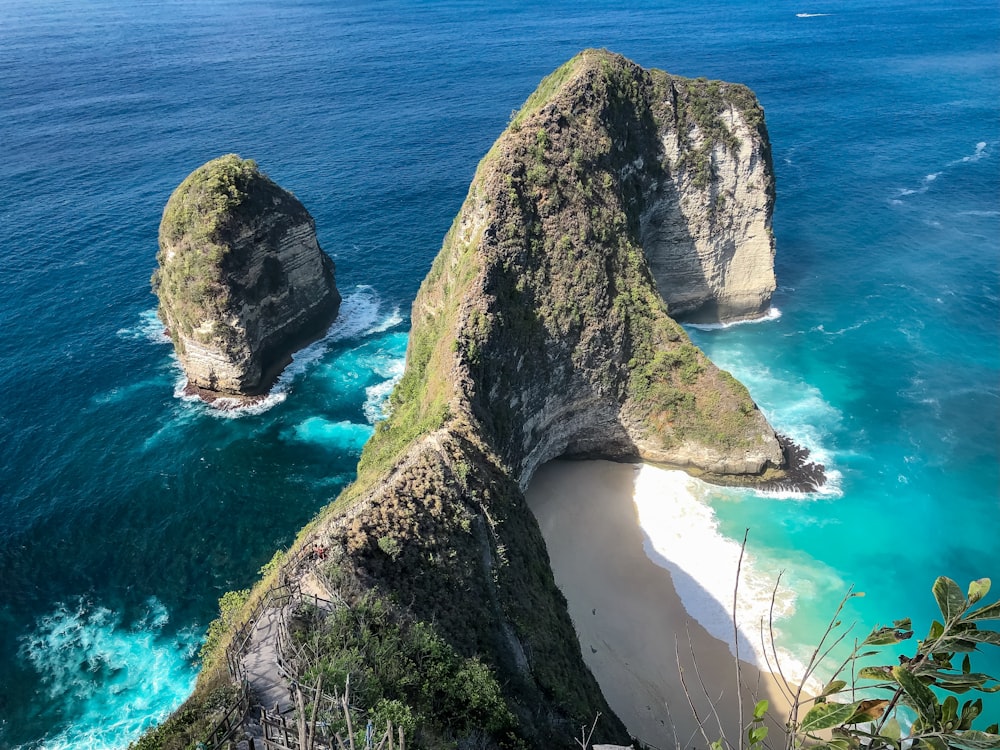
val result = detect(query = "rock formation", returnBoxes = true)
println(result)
[641,76,777,322]
[153,51,804,749]
[152,155,340,401]
[306,50,789,745]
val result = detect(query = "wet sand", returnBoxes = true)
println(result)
[526,459,793,749]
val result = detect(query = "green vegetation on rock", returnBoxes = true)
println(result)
[152,155,265,341]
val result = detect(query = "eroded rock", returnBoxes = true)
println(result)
[153,155,340,402]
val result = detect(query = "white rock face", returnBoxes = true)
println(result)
[641,103,776,322]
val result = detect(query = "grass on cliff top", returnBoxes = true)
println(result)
[342,191,488,506]
[152,154,263,339]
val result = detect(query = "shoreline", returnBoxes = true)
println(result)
[526,459,794,747]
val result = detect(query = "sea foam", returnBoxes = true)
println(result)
[160,285,404,419]
[632,465,821,692]
[286,417,374,452]
[15,597,199,750]
[684,306,782,331]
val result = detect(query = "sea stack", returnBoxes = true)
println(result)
[152,155,341,402]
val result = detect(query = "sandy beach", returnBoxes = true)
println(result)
[526,459,794,749]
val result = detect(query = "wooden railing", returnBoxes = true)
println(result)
[200,678,253,750]
[202,545,340,749]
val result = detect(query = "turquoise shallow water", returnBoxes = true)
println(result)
[1,0,997,746]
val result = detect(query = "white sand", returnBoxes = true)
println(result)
[526,459,793,749]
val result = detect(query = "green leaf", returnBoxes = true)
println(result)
[964,654,972,674]
[951,640,984,653]
[862,626,913,646]
[893,665,938,721]
[753,699,769,720]
[930,670,993,689]
[748,726,768,745]
[949,629,1000,647]
[881,717,902,742]
[831,728,861,749]
[960,698,983,730]
[822,740,854,750]
[944,695,960,729]
[799,702,860,734]
[969,601,1000,622]
[969,579,991,605]
[858,665,894,682]
[950,730,1000,749]
[929,620,946,639]
[934,576,969,623]
[845,699,889,724]
[894,617,913,630]
[820,679,848,698]
[922,736,949,750]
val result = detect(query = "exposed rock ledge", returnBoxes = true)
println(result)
[152,155,340,401]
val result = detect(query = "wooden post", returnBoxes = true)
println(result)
[342,674,355,750]
[308,674,324,750]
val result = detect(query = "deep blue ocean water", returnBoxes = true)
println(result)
[1,0,997,746]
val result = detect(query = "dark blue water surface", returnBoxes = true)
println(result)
[1,1,997,746]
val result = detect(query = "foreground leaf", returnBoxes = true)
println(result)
[969,601,1000,622]
[934,577,969,624]
[893,665,938,721]
[881,717,902,742]
[863,626,913,647]
[950,730,1000,750]
[969,579,992,605]
[800,702,859,734]
[820,679,848,698]
[845,699,889,724]
[752,699,768,721]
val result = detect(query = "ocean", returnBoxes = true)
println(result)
[1,0,997,746]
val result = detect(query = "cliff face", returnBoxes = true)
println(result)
[641,77,777,322]
[299,50,787,746]
[153,155,341,400]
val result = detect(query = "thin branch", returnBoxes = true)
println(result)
[574,713,601,749]
[790,586,856,718]
[734,529,748,750]
[687,623,730,747]
[676,635,717,750]
[765,572,795,707]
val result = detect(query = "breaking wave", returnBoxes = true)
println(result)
[684,306,782,331]
[15,597,199,750]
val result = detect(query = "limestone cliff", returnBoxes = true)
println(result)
[152,155,340,400]
[642,76,777,322]
[304,50,787,745]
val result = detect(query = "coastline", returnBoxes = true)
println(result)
[526,459,794,747]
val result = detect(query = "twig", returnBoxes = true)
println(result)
[675,635,718,750]
[574,713,601,749]
[308,673,323,750]
[343,673,355,750]
[734,529,748,750]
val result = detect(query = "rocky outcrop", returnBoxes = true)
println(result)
[642,77,777,322]
[304,50,789,746]
[152,155,340,401]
